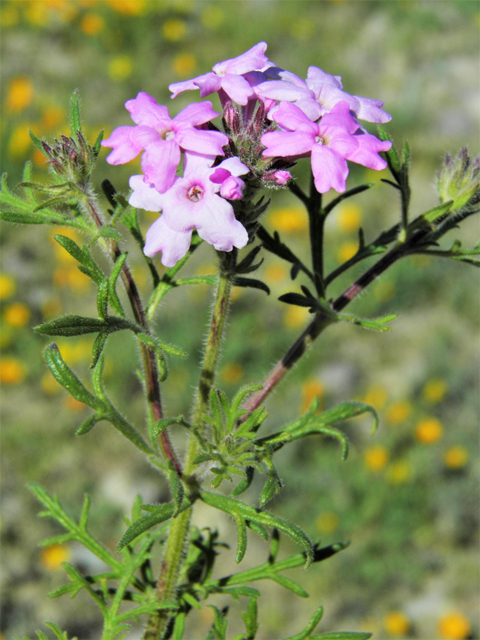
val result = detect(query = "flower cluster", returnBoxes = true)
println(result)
[102,42,392,267]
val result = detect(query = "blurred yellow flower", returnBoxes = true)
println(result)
[162,18,187,41]
[315,510,339,534]
[1,4,19,27]
[0,274,16,300]
[41,297,62,319]
[363,384,388,410]
[301,379,324,413]
[108,56,134,81]
[54,266,90,291]
[106,0,146,14]
[443,446,468,469]
[3,302,31,328]
[41,105,65,130]
[385,400,411,425]
[65,395,87,412]
[173,52,197,78]
[283,304,309,328]
[41,372,61,395]
[437,612,471,640]
[337,203,362,232]
[8,125,34,159]
[386,461,412,485]
[221,362,243,384]
[33,148,50,167]
[200,5,224,28]
[264,264,287,285]
[80,12,104,35]
[0,358,27,384]
[56,340,92,364]
[415,417,443,444]
[422,377,447,403]
[25,1,49,26]
[268,207,307,234]
[41,544,71,570]
[364,445,388,472]
[383,611,411,636]
[337,241,358,263]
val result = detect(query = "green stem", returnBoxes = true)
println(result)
[143,269,234,640]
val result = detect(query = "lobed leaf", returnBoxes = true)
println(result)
[199,490,313,567]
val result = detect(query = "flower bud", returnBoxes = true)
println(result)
[223,101,241,135]
[437,148,480,211]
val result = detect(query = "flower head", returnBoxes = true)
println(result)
[437,147,480,211]
[261,101,391,193]
[169,42,269,105]
[102,92,228,192]
[130,154,249,266]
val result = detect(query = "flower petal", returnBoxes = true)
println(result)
[214,42,268,76]
[125,92,170,127]
[141,139,181,193]
[173,101,221,127]
[195,195,249,251]
[220,74,256,105]
[261,130,314,158]
[175,127,228,156]
[311,145,349,193]
[128,175,165,211]
[144,215,192,266]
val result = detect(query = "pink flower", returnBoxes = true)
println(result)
[261,101,392,194]
[102,92,228,193]
[256,65,391,125]
[130,154,249,266]
[169,42,269,105]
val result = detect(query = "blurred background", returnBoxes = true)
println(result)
[1,1,479,639]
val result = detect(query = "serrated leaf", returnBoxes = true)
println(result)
[44,343,104,411]
[35,315,134,337]
[199,490,313,567]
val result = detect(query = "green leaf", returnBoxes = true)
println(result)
[136,332,187,359]
[172,612,186,640]
[233,512,248,563]
[96,281,109,321]
[75,413,105,436]
[90,332,108,369]
[108,252,127,318]
[283,606,324,640]
[117,499,192,550]
[270,573,309,598]
[167,460,184,517]
[310,634,371,640]
[35,315,135,337]
[258,401,378,455]
[242,597,259,640]
[336,312,397,332]
[70,89,82,134]
[233,277,270,295]
[44,343,104,411]
[54,235,104,284]
[199,490,313,567]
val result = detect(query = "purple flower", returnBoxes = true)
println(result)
[102,92,228,193]
[169,42,269,105]
[261,101,392,194]
[130,154,249,266]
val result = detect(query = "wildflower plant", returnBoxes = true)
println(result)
[1,42,479,640]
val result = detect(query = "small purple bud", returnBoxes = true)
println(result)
[223,101,241,135]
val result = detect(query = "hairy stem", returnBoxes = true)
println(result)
[82,189,181,473]
[144,269,234,640]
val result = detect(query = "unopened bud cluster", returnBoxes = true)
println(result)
[42,131,95,183]
[437,147,480,211]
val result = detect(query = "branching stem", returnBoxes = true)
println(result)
[144,269,234,640]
